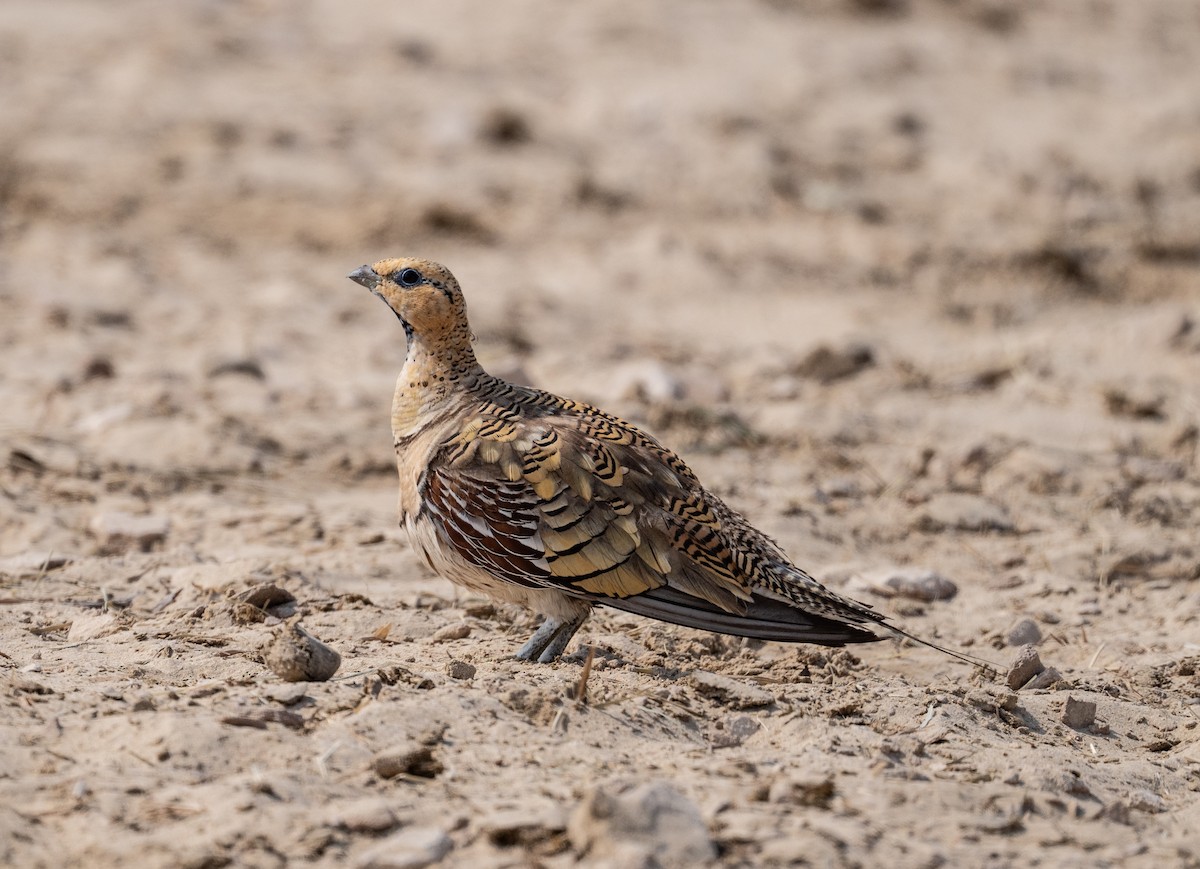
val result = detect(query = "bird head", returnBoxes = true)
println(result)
[349,258,470,346]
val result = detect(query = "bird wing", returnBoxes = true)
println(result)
[419,397,754,603]
[418,394,885,646]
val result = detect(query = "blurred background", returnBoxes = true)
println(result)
[2,1,1200,864]
[3,0,1198,549]
[2,0,1200,638]
[5,0,1199,479]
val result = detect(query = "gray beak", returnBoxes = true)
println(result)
[348,265,381,291]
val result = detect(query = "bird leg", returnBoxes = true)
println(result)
[515,611,590,663]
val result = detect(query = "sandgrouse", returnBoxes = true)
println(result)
[351,258,985,668]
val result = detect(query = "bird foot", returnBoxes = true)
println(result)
[515,612,589,663]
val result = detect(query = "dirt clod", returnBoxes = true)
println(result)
[430,623,471,643]
[1062,696,1098,730]
[445,659,476,680]
[264,623,341,682]
[373,745,443,780]
[1007,645,1044,690]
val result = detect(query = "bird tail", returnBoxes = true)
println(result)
[602,585,883,647]
[760,562,1002,676]
[603,583,1000,676]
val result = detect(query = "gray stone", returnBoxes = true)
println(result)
[878,569,958,602]
[1003,619,1041,643]
[568,781,716,867]
[1005,618,1042,646]
[714,715,762,748]
[1023,667,1063,690]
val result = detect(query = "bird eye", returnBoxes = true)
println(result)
[397,268,423,287]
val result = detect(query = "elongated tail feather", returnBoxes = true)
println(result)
[603,585,1000,674]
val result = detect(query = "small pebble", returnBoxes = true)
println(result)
[881,569,958,602]
[1005,618,1042,646]
[431,623,471,643]
[338,798,399,834]
[236,584,296,611]
[1024,667,1063,690]
[1006,645,1044,690]
[445,659,476,680]
[265,623,341,682]
[265,683,309,705]
[373,745,443,780]
[1062,695,1097,729]
[727,715,761,742]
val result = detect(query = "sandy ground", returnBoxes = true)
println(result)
[2,1,1200,866]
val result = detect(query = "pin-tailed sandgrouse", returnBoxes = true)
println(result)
[350,258,985,668]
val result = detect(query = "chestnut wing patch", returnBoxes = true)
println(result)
[420,414,673,599]
[422,468,550,588]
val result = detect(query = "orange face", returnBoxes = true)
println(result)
[349,257,466,340]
